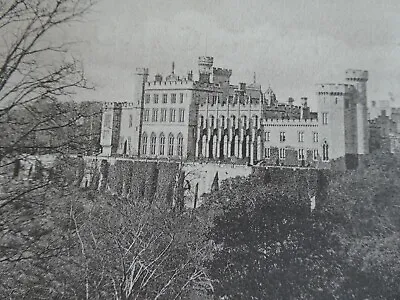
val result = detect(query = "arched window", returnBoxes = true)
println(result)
[254,115,258,129]
[232,115,236,129]
[150,133,156,155]
[177,133,184,157]
[142,132,148,155]
[242,116,247,128]
[168,133,174,156]
[221,116,225,128]
[200,115,204,128]
[322,141,329,161]
[210,116,215,128]
[159,133,165,155]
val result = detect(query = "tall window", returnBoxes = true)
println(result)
[200,116,204,128]
[150,133,156,155]
[161,108,167,122]
[143,109,150,122]
[159,133,165,155]
[177,134,183,157]
[170,108,176,122]
[152,108,158,122]
[254,115,259,129]
[128,114,133,128]
[266,131,271,141]
[280,131,286,142]
[298,148,305,160]
[171,93,177,103]
[279,148,286,159]
[313,149,319,160]
[313,132,319,143]
[179,93,184,103]
[168,134,174,156]
[322,113,328,125]
[242,116,247,128]
[221,116,225,128]
[145,94,150,103]
[322,142,329,161]
[298,131,304,142]
[265,147,271,159]
[231,116,236,128]
[154,94,159,104]
[142,133,148,155]
[162,94,167,103]
[210,116,215,128]
[178,108,185,122]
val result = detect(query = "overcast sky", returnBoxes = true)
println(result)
[69,0,400,109]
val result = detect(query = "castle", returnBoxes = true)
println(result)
[100,56,370,170]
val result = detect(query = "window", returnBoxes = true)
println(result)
[200,116,204,128]
[280,131,286,142]
[322,142,329,161]
[150,133,156,155]
[128,114,133,128]
[161,108,167,122]
[242,116,247,128]
[265,147,271,159]
[266,131,270,142]
[159,133,165,155]
[298,131,304,142]
[145,94,150,103]
[231,116,236,128]
[142,133,148,155]
[168,134,174,156]
[322,112,328,125]
[127,137,131,152]
[279,148,286,159]
[162,94,167,103]
[177,134,183,157]
[171,93,176,104]
[254,116,258,129]
[143,109,150,122]
[212,95,217,105]
[221,116,225,128]
[154,94,159,104]
[178,108,185,122]
[313,149,319,160]
[298,148,305,160]
[152,108,158,122]
[313,132,319,143]
[210,116,215,128]
[170,108,176,122]
[179,93,184,103]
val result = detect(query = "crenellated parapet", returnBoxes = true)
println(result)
[345,69,368,82]
[262,118,319,127]
[316,83,355,96]
[213,67,232,77]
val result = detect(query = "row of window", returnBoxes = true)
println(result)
[199,115,260,129]
[128,109,185,126]
[265,131,319,143]
[145,93,185,104]
[141,132,184,157]
[264,144,329,161]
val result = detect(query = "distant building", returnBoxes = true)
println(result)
[100,57,369,170]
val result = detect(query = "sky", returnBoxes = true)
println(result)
[67,0,400,109]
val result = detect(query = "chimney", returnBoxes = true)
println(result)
[155,74,163,82]
[187,70,193,81]
[301,97,308,108]
[288,97,294,106]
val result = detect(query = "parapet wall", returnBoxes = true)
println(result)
[317,83,355,96]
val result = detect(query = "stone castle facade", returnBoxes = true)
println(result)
[100,56,369,170]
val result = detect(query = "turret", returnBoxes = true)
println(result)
[198,56,214,83]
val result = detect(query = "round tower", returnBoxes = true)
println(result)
[345,69,368,104]
[198,56,214,83]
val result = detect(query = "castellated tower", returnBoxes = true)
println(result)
[345,69,369,155]
[317,69,369,170]
[198,56,214,83]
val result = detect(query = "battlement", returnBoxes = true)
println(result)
[213,67,232,77]
[135,67,149,76]
[198,56,214,67]
[316,83,355,95]
[103,102,123,110]
[262,118,319,126]
[345,69,368,82]
[146,79,194,88]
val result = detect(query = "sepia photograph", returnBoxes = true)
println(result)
[1,0,400,299]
